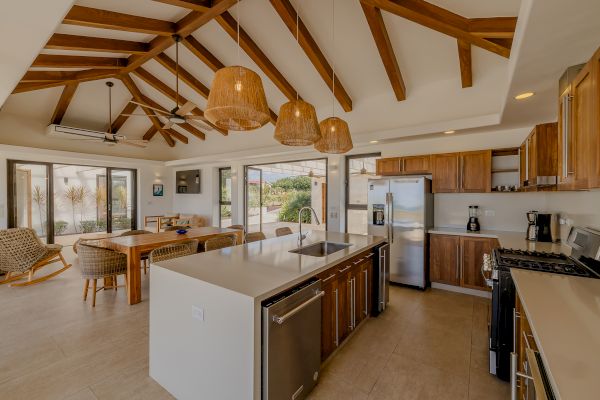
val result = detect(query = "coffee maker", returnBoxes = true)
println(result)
[526,211,538,241]
[467,205,480,232]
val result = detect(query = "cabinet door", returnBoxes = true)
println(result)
[460,150,492,193]
[527,132,538,185]
[402,155,431,174]
[460,236,498,290]
[376,158,402,176]
[558,88,576,189]
[591,50,600,188]
[320,277,338,361]
[572,62,594,189]
[429,234,460,286]
[519,142,527,187]
[431,153,460,193]
[337,265,352,342]
[357,259,373,324]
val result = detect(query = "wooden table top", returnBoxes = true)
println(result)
[99,227,242,251]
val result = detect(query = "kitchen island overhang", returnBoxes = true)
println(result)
[149,231,386,400]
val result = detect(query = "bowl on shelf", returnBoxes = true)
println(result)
[176,229,188,235]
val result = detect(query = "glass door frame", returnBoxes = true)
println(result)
[7,160,54,243]
[7,160,137,243]
[344,152,381,233]
[244,166,263,232]
[218,167,232,228]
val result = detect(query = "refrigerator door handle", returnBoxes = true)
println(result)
[389,193,394,243]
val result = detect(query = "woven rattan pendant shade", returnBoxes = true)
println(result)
[314,117,353,154]
[274,99,321,146]
[205,66,270,131]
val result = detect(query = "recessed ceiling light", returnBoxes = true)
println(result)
[369,140,379,144]
[515,92,535,100]
[444,130,456,134]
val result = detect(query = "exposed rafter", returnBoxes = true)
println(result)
[360,0,514,58]
[143,126,159,141]
[120,74,176,147]
[216,11,300,101]
[269,0,352,111]
[45,33,148,54]
[22,70,89,83]
[63,5,177,36]
[110,99,137,133]
[468,17,517,39]
[155,53,210,99]
[457,39,472,88]
[153,0,212,11]
[50,83,79,125]
[165,128,189,144]
[31,54,127,69]
[13,70,119,94]
[139,94,206,141]
[360,2,406,101]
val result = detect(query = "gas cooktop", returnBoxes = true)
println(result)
[493,248,599,278]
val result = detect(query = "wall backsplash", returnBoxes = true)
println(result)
[434,190,600,241]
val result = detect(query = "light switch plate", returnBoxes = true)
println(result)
[484,210,495,217]
[192,305,204,322]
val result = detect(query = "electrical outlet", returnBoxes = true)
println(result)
[484,210,495,217]
[192,305,204,322]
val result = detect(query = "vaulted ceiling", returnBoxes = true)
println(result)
[3,0,593,161]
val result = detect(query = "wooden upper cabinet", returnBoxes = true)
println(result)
[519,123,558,190]
[460,236,498,290]
[402,155,431,174]
[376,157,401,176]
[519,142,527,187]
[430,234,460,285]
[571,62,594,189]
[432,153,460,193]
[591,49,600,188]
[460,150,492,193]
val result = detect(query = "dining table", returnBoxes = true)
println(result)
[99,227,244,305]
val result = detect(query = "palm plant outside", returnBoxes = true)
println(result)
[32,185,46,235]
[64,185,88,233]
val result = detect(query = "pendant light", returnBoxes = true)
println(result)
[274,0,321,146]
[315,0,353,154]
[205,0,270,131]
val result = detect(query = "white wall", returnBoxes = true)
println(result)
[0,144,173,231]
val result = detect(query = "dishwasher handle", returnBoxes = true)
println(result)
[272,290,325,325]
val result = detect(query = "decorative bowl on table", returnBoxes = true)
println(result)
[176,229,188,235]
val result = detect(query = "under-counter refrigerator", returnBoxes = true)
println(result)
[367,176,433,289]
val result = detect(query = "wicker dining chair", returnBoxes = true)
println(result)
[0,228,71,287]
[275,227,294,237]
[149,240,199,263]
[120,230,152,274]
[77,242,128,307]
[227,224,245,233]
[245,232,266,243]
[204,235,237,252]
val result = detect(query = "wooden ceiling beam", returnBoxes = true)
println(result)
[216,11,299,101]
[132,67,226,135]
[361,0,513,58]
[13,70,119,93]
[110,99,137,133]
[31,54,127,69]
[143,126,159,141]
[360,3,406,101]
[50,83,79,125]
[139,94,206,140]
[468,17,517,39]
[120,74,176,147]
[46,33,148,54]
[22,70,87,82]
[181,36,279,124]
[457,39,472,88]
[165,128,189,143]
[153,0,212,12]
[63,5,176,36]
[124,0,238,72]
[155,53,210,99]
[269,0,352,111]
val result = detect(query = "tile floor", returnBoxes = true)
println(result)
[0,248,508,399]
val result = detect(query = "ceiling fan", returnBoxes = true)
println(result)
[121,35,213,131]
[350,161,376,176]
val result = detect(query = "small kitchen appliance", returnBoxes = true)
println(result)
[526,211,538,241]
[467,205,480,232]
[535,213,554,242]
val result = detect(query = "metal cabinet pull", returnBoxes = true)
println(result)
[322,273,336,283]
[513,308,520,353]
[272,290,325,325]
[455,244,460,280]
[365,252,374,258]
[334,288,339,346]
[352,258,364,265]
[338,265,351,273]
[363,269,368,316]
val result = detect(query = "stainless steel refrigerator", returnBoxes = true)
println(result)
[367,177,433,289]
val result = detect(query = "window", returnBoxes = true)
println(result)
[345,153,380,235]
[219,168,232,228]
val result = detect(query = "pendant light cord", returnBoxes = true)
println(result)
[332,0,336,117]
[237,0,240,67]
[175,35,180,108]
[296,0,300,101]
[108,83,112,135]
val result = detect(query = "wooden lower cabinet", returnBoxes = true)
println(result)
[319,252,375,361]
[430,234,498,291]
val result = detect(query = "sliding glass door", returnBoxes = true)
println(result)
[7,160,137,245]
[245,167,263,233]
[219,168,232,228]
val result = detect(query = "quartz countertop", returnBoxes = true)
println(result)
[428,227,571,254]
[511,269,600,400]
[153,231,385,301]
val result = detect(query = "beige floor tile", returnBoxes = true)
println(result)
[63,387,98,400]
[468,365,510,400]
[90,363,174,400]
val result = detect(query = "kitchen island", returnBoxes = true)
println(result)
[149,231,386,400]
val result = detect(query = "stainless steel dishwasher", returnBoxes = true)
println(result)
[262,278,323,400]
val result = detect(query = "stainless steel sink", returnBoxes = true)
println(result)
[289,241,351,257]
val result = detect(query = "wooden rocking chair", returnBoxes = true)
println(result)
[0,228,71,287]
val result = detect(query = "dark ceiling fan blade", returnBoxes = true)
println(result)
[129,100,170,115]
